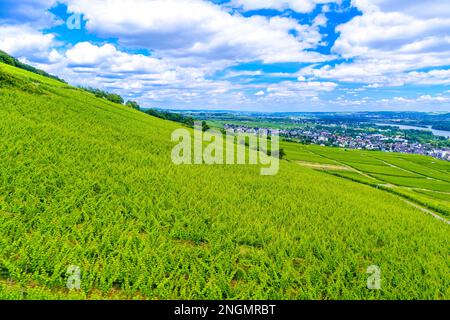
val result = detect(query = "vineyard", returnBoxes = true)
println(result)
[284,143,450,217]
[0,62,449,300]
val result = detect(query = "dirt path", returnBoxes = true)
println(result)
[296,161,351,171]
[402,200,450,225]
[402,186,450,195]
[377,158,449,183]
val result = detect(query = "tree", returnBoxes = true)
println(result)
[0,51,15,66]
[126,100,140,110]
[106,93,124,105]
[0,50,67,83]
[202,121,210,132]
[270,148,286,159]
[144,109,195,128]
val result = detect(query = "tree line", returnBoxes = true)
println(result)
[78,86,210,130]
[0,50,67,84]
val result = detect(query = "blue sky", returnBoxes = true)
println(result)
[1,0,450,112]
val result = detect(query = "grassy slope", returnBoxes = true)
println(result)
[0,63,449,300]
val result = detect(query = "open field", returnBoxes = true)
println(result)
[0,63,449,300]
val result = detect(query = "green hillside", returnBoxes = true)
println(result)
[0,50,66,84]
[0,62,449,300]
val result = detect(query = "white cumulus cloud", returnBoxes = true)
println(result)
[0,25,57,62]
[230,0,341,13]
[62,0,331,66]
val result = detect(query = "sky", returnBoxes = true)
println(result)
[1,0,450,112]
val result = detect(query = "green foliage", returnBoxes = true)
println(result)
[373,155,450,183]
[144,108,195,127]
[0,70,44,94]
[343,162,422,178]
[325,170,379,185]
[126,100,140,111]
[384,187,450,217]
[281,144,336,164]
[0,51,15,65]
[0,63,449,300]
[80,87,124,105]
[269,148,286,159]
[202,121,210,132]
[107,93,124,105]
[0,50,66,83]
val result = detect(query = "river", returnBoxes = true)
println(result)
[375,123,450,139]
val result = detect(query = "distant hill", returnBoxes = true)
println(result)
[0,50,66,84]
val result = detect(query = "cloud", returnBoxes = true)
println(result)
[66,42,118,67]
[63,0,331,66]
[417,95,449,103]
[65,42,169,75]
[400,69,450,86]
[230,0,341,13]
[361,94,450,112]
[266,80,337,97]
[50,42,199,85]
[299,60,450,87]
[330,1,450,79]
[352,0,450,19]
[334,10,450,61]
[0,0,61,28]
[38,40,338,109]
[223,70,263,79]
[0,25,58,62]
[31,41,239,107]
[290,0,450,88]
[313,14,328,27]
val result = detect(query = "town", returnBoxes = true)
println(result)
[224,123,450,161]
